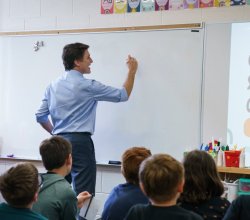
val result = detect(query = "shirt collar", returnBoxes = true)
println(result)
[64,69,85,79]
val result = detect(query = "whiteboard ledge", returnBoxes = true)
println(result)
[0,157,121,167]
[0,23,202,36]
[0,156,41,162]
[96,162,121,167]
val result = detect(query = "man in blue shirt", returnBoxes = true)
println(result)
[35,43,138,198]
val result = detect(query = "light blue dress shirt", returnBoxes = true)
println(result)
[36,70,128,135]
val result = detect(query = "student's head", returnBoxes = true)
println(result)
[180,150,224,203]
[62,42,92,72]
[139,154,184,203]
[0,163,40,208]
[121,147,151,185]
[39,136,72,172]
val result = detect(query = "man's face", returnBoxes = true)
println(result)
[74,49,93,74]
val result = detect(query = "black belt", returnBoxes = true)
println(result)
[57,132,91,136]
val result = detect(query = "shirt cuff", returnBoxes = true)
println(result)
[120,87,129,101]
[36,115,49,123]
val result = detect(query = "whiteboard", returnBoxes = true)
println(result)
[0,28,204,163]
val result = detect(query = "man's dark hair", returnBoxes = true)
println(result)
[62,42,89,70]
[39,136,72,170]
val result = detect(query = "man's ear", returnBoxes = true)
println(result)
[74,59,80,68]
[177,178,185,193]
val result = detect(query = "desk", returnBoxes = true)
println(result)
[217,166,250,180]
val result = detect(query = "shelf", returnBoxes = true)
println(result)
[217,166,250,175]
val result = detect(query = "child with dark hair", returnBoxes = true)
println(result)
[102,146,151,220]
[125,154,202,220]
[32,136,91,220]
[179,150,230,219]
[0,163,47,220]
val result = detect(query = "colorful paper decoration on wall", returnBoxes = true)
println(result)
[101,0,248,14]
[155,0,169,10]
[114,0,127,13]
[141,0,155,11]
[101,0,114,14]
[169,0,184,10]
[183,0,199,8]
[214,0,230,7]
[127,0,141,12]
[199,0,213,8]
[231,0,246,5]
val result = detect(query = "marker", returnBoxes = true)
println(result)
[7,154,14,158]
[205,145,209,151]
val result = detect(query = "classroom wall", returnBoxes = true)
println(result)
[0,1,248,147]
[0,1,249,146]
[0,0,250,33]
[202,23,231,145]
[0,37,3,151]
[0,1,250,218]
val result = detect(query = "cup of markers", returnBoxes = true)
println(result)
[201,140,245,168]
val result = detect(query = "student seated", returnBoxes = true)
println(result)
[124,154,203,220]
[179,150,230,220]
[32,136,91,220]
[0,163,47,220]
[102,147,151,220]
[222,195,250,220]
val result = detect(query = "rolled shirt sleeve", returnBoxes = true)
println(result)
[88,80,128,102]
[35,89,50,123]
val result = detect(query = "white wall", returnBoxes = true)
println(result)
[0,1,250,218]
[202,23,231,144]
[0,2,249,145]
[0,0,250,32]
[0,0,248,146]
[0,0,249,186]
[0,37,3,152]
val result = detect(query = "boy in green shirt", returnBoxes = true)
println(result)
[32,136,91,220]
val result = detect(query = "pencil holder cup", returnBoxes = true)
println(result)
[224,150,241,167]
[222,180,239,202]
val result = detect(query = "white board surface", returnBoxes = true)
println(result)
[0,28,204,163]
